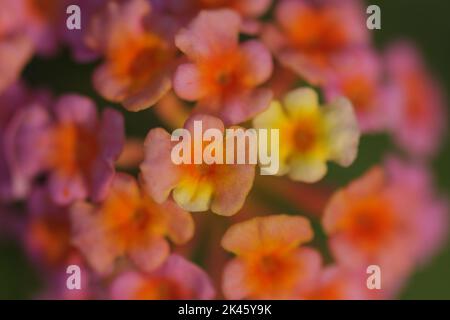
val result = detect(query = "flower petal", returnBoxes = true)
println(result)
[222,258,250,300]
[323,97,360,167]
[173,63,206,101]
[221,215,314,256]
[175,9,241,60]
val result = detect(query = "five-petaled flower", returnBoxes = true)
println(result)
[221,214,321,299]
[253,87,360,183]
[140,114,256,216]
[263,0,368,85]
[71,173,194,275]
[173,9,273,125]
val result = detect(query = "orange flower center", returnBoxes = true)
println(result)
[102,192,167,250]
[340,196,397,253]
[289,113,323,154]
[50,123,98,177]
[285,7,349,66]
[200,50,247,98]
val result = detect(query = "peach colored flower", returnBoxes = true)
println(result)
[173,9,273,125]
[221,215,321,299]
[71,173,194,276]
[86,0,177,111]
[140,114,256,216]
[263,0,368,85]
[110,255,215,300]
[253,87,360,183]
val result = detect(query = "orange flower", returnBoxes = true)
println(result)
[71,173,194,275]
[221,215,321,299]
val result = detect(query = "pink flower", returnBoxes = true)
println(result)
[385,42,447,157]
[86,0,177,111]
[110,254,215,299]
[173,9,273,125]
[322,158,448,295]
[45,95,124,205]
[71,173,194,275]
[324,49,387,132]
[385,156,448,264]
[263,0,368,85]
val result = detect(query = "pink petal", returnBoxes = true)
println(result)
[175,9,241,60]
[173,63,205,101]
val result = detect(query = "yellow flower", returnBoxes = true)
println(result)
[253,87,360,182]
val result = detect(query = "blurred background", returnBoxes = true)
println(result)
[0,0,449,299]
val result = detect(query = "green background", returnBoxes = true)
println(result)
[0,0,449,299]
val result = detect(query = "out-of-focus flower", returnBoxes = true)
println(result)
[25,187,74,270]
[324,49,386,132]
[110,254,215,299]
[152,0,271,20]
[0,0,33,93]
[71,173,194,275]
[140,114,256,216]
[221,215,321,299]
[385,157,448,264]
[385,42,447,157]
[263,0,368,85]
[23,187,94,299]
[173,9,273,125]
[0,83,51,200]
[253,87,359,183]
[86,0,177,111]
[44,95,124,205]
[322,160,448,295]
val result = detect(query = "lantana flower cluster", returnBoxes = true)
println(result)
[0,0,448,300]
